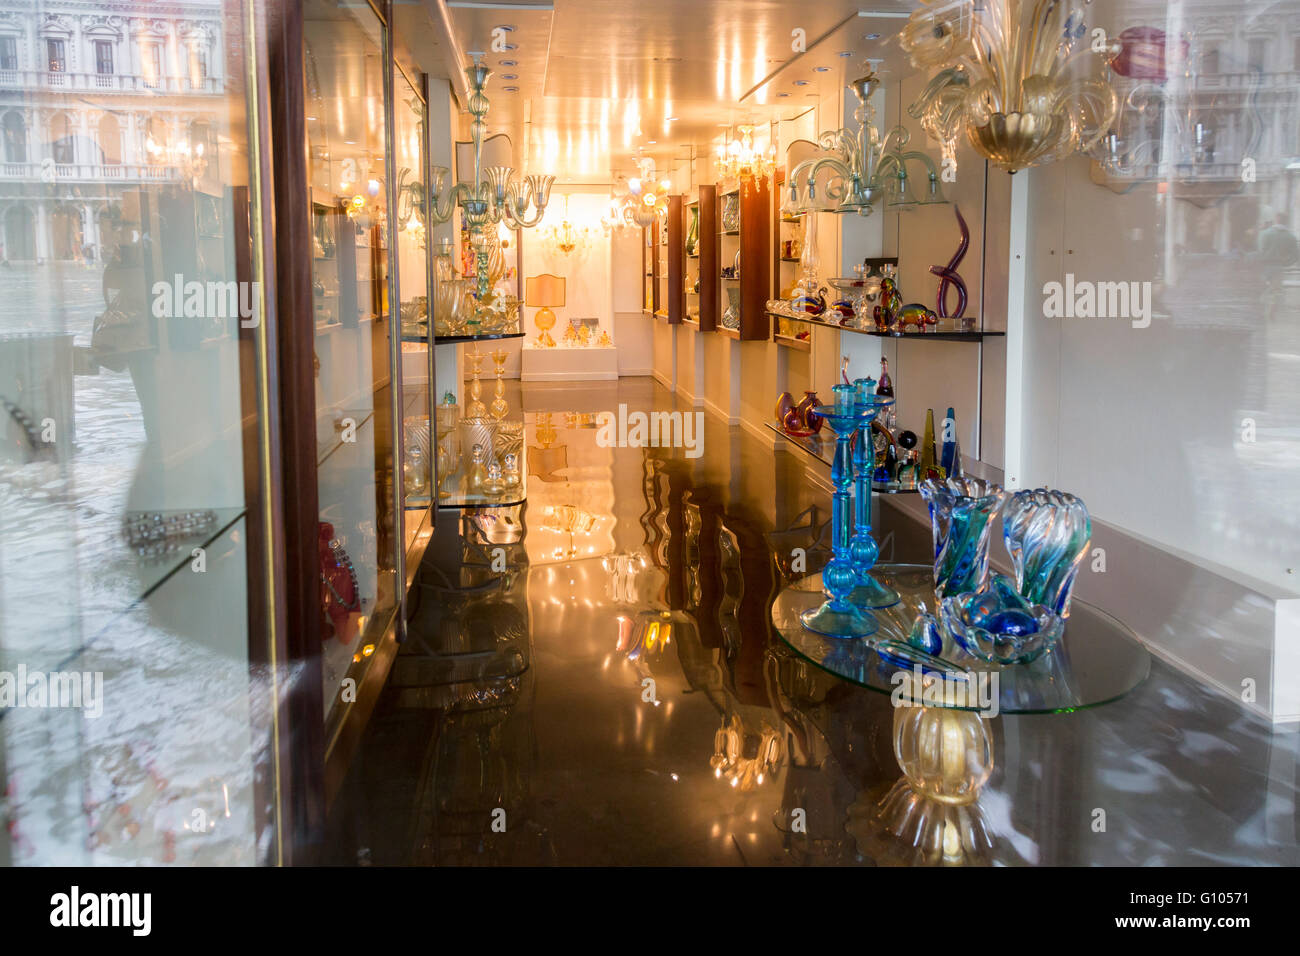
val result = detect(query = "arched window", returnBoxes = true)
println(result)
[2,112,25,163]
[98,113,121,165]
[48,111,74,164]
[4,206,36,260]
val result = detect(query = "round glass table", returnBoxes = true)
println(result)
[771,563,1151,714]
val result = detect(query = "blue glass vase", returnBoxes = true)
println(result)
[1003,488,1092,618]
[848,377,900,609]
[801,385,876,638]
[918,477,1006,601]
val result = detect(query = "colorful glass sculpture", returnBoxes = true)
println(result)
[919,477,1006,600]
[800,385,875,638]
[930,205,970,319]
[1003,488,1092,618]
[849,378,900,609]
[940,573,1065,664]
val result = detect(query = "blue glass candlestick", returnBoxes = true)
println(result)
[849,378,901,609]
[801,384,877,638]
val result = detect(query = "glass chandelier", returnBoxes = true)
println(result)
[716,125,776,184]
[903,0,1117,174]
[544,194,592,255]
[428,57,556,293]
[606,156,669,230]
[783,70,946,217]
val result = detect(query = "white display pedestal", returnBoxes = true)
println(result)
[520,342,619,381]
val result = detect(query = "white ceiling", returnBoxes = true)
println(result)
[438,0,916,184]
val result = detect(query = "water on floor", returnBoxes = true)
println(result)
[325,379,1299,866]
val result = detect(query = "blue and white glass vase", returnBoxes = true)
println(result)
[919,477,1006,601]
[1003,488,1092,618]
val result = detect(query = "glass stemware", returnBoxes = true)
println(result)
[800,384,876,638]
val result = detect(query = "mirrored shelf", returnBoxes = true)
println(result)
[766,310,1005,341]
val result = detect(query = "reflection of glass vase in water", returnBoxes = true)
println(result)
[721,286,741,330]
[489,348,509,420]
[466,347,487,418]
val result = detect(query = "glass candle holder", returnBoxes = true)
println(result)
[848,377,900,609]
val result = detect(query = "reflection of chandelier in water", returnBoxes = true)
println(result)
[784,70,946,217]
[716,124,776,183]
[427,56,556,293]
[902,0,1117,174]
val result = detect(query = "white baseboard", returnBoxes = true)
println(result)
[702,397,738,425]
[739,415,779,447]
[652,369,673,390]
[619,366,653,377]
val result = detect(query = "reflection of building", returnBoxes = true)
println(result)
[1095,3,1300,225]
[0,1,224,262]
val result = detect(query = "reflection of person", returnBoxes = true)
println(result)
[1258,213,1298,270]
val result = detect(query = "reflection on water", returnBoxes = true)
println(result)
[326,380,1300,865]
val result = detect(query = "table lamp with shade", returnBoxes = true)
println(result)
[525,273,565,348]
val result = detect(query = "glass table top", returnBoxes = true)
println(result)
[772,563,1151,714]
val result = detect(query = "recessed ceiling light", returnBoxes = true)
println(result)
[500,59,518,67]
[495,24,515,32]
[502,86,519,92]
[776,92,790,98]
[838,50,853,58]
[502,74,518,80]
[814,66,830,72]
[647,140,657,144]
[864,32,881,40]
[666,116,678,122]
[793,79,809,86]
[502,42,518,51]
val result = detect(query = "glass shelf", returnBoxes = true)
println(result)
[766,311,1006,341]
[765,422,918,494]
[432,330,524,346]
[772,564,1151,714]
[437,426,528,510]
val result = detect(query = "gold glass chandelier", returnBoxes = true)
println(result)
[544,195,592,255]
[715,125,776,184]
[903,0,1117,174]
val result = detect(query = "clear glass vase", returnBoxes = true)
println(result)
[919,477,1006,600]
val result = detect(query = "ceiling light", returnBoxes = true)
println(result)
[500,59,518,67]
[777,92,790,97]
[495,24,515,31]
[814,66,830,72]
[647,140,657,144]
[666,116,678,122]
[864,33,881,40]
[838,51,854,58]
[793,80,809,86]
[502,86,519,92]
[502,74,518,80]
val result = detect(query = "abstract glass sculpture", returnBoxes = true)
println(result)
[930,205,970,319]
[849,378,900,609]
[1003,488,1092,617]
[919,477,1006,600]
[940,573,1065,664]
[903,0,1117,174]
[800,385,875,638]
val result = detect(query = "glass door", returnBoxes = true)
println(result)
[0,0,278,864]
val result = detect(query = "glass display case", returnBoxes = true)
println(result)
[0,0,278,864]
[305,0,400,728]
